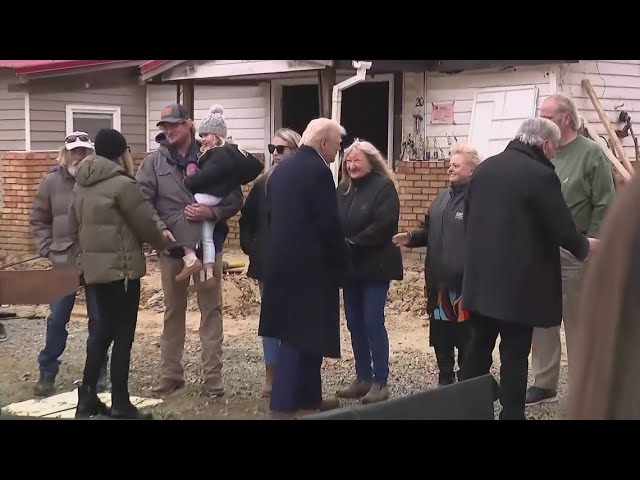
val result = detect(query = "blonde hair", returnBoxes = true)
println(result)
[449,142,482,167]
[199,134,227,158]
[300,118,346,150]
[119,150,135,176]
[56,145,95,168]
[340,139,397,194]
[275,128,301,149]
[263,128,302,196]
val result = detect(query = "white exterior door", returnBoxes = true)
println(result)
[468,85,539,160]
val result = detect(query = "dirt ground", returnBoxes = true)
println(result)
[0,249,568,419]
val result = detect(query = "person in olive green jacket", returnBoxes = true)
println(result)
[527,92,616,407]
[69,128,173,419]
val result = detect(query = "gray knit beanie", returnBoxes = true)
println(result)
[198,104,227,137]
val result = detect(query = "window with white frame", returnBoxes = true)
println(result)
[65,105,122,141]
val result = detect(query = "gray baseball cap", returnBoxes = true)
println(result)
[157,104,189,126]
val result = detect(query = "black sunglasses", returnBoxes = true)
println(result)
[65,134,91,143]
[268,144,289,155]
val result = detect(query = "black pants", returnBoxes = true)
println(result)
[82,279,141,409]
[430,320,470,378]
[462,312,533,420]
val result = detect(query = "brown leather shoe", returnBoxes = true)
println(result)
[175,259,203,282]
[151,379,185,397]
[201,380,225,398]
[262,365,274,397]
[361,383,389,405]
[316,397,341,411]
[336,380,372,399]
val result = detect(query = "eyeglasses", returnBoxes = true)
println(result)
[268,144,290,155]
[65,133,91,143]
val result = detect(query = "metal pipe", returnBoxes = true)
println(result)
[329,61,372,184]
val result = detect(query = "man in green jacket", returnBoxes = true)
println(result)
[526,92,616,406]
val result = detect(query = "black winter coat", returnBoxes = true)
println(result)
[462,140,589,328]
[238,173,270,280]
[258,146,346,358]
[336,172,403,282]
[409,181,467,315]
[184,143,263,199]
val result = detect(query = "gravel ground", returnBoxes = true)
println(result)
[0,250,568,420]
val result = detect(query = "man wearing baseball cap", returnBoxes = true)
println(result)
[137,103,243,398]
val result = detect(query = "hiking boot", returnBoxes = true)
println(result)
[262,365,274,398]
[525,387,558,406]
[151,379,185,397]
[175,258,203,282]
[315,397,341,411]
[75,384,110,418]
[201,380,225,398]
[336,380,372,399]
[34,373,56,397]
[110,404,153,420]
[0,322,6,342]
[438,372,456,387]
[361,383,390,405]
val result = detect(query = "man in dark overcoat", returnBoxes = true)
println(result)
[259,117,347,417]
[461,117,598,420]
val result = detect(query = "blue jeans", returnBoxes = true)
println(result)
[259,281,280,367]
[37,289,108,378]
[343,280,391,385]
[270,341,322,413]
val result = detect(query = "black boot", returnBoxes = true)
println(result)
[34,373,56,397]
[438,372,456,386]
[110,403,153,420]
[75,384,110,418]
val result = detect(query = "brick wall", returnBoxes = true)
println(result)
[0,152,448,255]
[395,160,451,261]
[0,151,147,252]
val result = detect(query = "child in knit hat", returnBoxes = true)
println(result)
[177,104,263,290]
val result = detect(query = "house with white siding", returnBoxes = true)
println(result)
[1,59,639,166]
[142,60,640,172]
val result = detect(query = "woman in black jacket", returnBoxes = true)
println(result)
[393,143,481,386]
[238,128,301,396]
[335,140,403,404]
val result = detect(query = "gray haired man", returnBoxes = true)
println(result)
[460,118,598,420]
[526,93,615,405]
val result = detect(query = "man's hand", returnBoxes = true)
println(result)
[185,203,214,222]
[392,232,412,247]
[587,237,600,256]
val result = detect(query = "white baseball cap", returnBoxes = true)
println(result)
[64,131,93,150]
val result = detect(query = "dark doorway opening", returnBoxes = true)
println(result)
[281,85,319,137]
[280,80,390,158]
[341,82,389,157]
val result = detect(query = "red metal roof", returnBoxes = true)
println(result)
[0,60,142,76]
[140,60,174,75]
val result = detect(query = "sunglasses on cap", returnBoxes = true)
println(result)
[268,144,290,155]
[65,133,91,143]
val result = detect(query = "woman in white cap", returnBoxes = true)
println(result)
[30,131,109,397]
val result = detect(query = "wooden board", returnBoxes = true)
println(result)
[0,267,80,305]
[581,117,632,182]
[581,79,635,176]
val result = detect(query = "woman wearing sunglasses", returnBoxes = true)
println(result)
[239,128,301,396]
